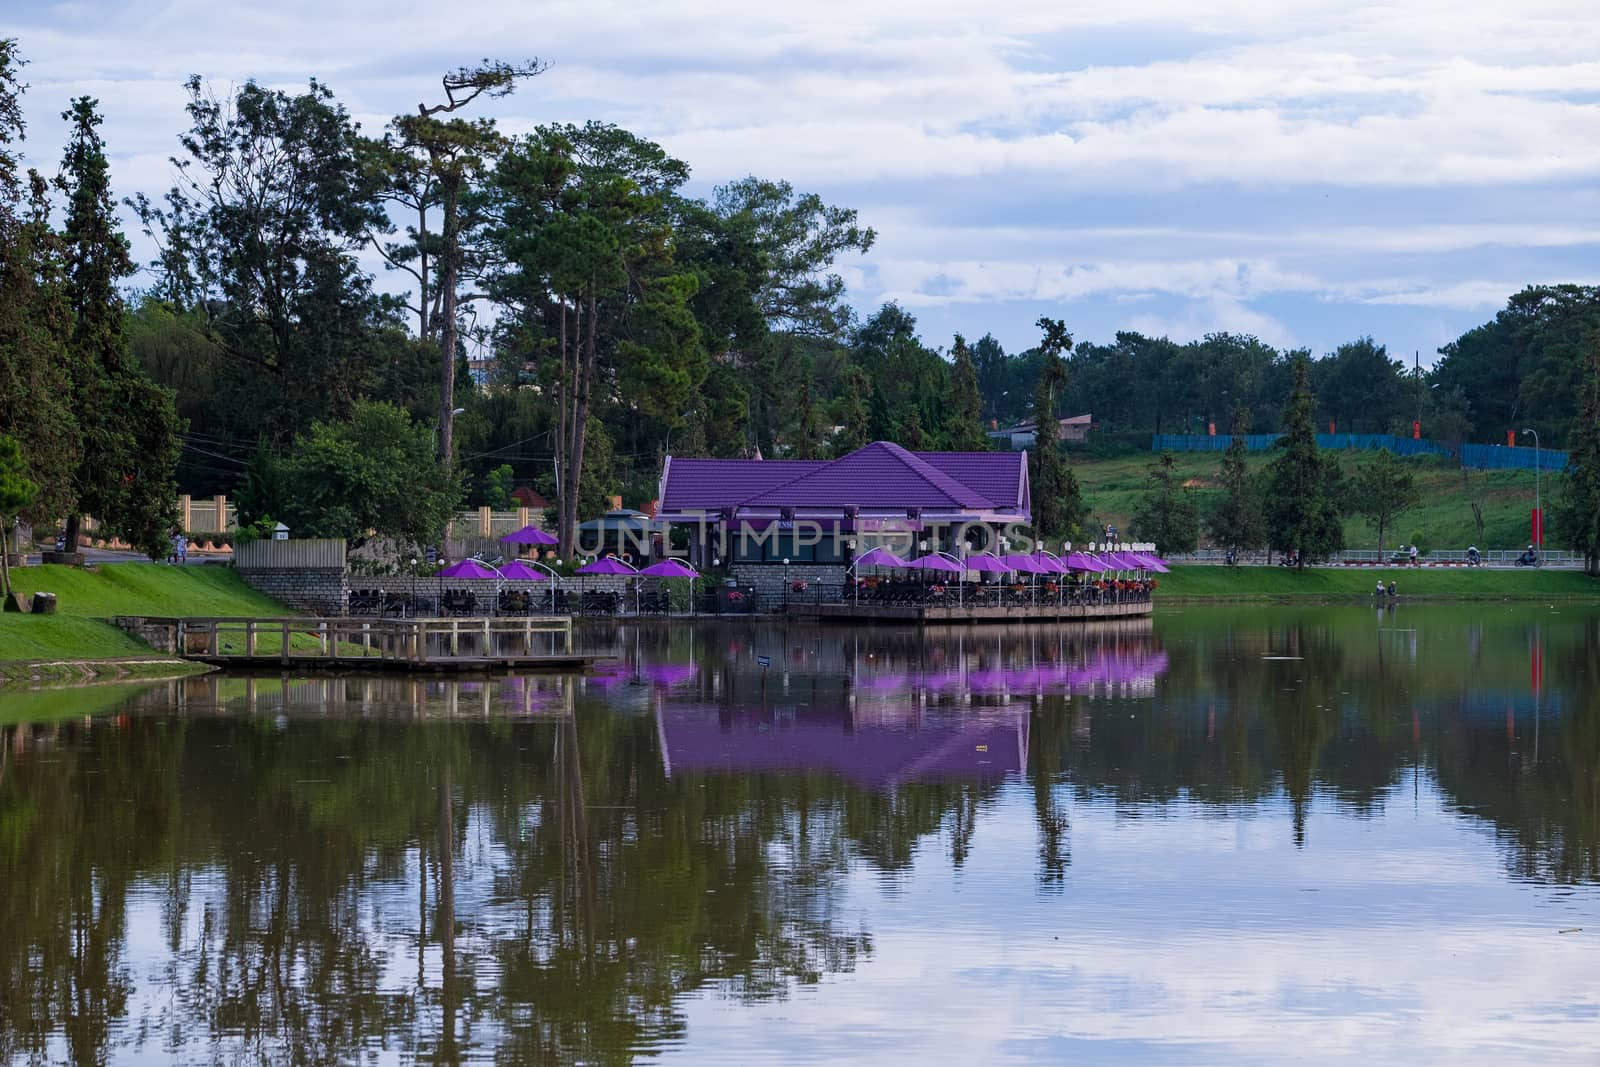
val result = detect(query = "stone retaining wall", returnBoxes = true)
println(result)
[730,563,848,606]
[237,567,349,615]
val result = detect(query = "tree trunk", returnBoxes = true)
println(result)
[562,292,598,561]
[555,299,569,555]
[437,176,460,465]
[0,520,12,604]
[417,201,430,340]
[64,513,81,554]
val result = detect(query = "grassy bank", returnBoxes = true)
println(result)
[1073,450,1540,552]
[1156,564,1600,601]
[1,563,286,665]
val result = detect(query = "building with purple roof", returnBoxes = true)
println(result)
[656,441,1031,581]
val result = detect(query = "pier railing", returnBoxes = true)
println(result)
[122,615,575,666]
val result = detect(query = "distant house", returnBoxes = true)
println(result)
[987,414,1092,450]
[511,486,549,510]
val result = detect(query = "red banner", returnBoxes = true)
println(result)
[1531,507,1543,546]
[1412,420,1421,440]
[1507,429,1516,447]
[1207,421,1216,436]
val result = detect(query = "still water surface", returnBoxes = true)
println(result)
[2,605,1598,1065]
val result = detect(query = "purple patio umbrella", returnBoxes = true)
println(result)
[577,556,639,575]
[907,552,965,572]
[1000,553,1050,574]
[500,524,558,546]
[1064,552,1108,572]
[437,559,495,579]
[1031,552,1069,573]
[962,552,1011,573]
[497,560,548,581]
[1132,553,1171,573]
[639,558,699,578]
[852,546,907,569]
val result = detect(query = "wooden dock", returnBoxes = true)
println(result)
[786,600,1154,625]
[115,615,597,673]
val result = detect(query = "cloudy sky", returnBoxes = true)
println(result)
[10,0,1600,362]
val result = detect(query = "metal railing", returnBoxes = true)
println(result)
[155,615,575,664]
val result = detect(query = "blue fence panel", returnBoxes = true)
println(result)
[1154,431,1564,470]
[1459,444,1569,472]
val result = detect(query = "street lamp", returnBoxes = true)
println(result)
[1522,428,1541,552]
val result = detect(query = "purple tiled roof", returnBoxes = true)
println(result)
[742,442,995,509]
[916,451,1028,512]
[660,458,827,511]
[659,442,1030,518]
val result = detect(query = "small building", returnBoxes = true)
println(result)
[656,441,1031,595]
[987,413,1092,451]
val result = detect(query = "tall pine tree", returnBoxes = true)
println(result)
[1554,338,1600,575]
[1207,405,1263,554]
[0,41,79,526]
[57,96,181,557]
[1264,356,1343,568]
[945,333,987,450]
[1029,317,1085,541]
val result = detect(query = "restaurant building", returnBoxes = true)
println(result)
[656,441,1031,592]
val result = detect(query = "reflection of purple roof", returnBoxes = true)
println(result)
[658,705,1029,789]
[438,559,495,579]
[644,662,698,687]
[584,661,635,689]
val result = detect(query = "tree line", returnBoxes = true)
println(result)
[3,36,1599,563]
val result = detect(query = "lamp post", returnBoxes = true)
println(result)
[1522,428,1541,554]
[409,557,418,618]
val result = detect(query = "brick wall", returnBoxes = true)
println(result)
[237,567,349,615]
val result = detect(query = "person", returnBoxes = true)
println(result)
[169,530,181,565]
[176,533,188,565]
[1408,544,1418,565]
[1518,544,1539,566]
[1375,579,1385,597]
[1466,545,1480,566]
[1387,580,1397,598]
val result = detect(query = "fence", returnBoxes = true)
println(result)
[449,507,546,539]
[1171,548,1584,569]
[1153,433,1568,472]
[234,538,348,571]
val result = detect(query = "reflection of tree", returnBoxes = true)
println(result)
[1030,695,1072,887]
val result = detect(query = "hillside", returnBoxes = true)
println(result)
[1070,449,1543,553]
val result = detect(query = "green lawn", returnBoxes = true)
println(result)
[2,563,287,665]
[1072,450,1542,553]
[1157,564,1600,600]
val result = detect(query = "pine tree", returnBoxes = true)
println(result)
[0,42,79,525]
[832,365,872,456]
[1132,450,1201,553]
[0,434,38,608]
[1208,405,1263,554]
[1030,317,1078,539]
[1555,339,1600,575]
[56,96,181,557]
[945,333,987,450]
[1264,356,1344,567]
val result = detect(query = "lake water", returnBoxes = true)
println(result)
[2,605,1598,1065]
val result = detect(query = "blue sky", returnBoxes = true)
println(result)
[10,0,1600,363]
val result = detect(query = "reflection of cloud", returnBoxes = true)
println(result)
[672,785,1600,1065]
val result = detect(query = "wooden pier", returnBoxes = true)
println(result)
[115,615,596,673]
[786,600,1154,625]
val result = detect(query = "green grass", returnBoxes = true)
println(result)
[1156,564,1600,600]
[1,563,288,665]
[1073,450,1542,552]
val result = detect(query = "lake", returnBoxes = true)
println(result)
[2,605,1597,1065]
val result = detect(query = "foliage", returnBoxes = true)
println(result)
[1131,451,1201,554]
[1029,317,1084,539]
[1351,448,1421,557]
[57,96,182,557]
[1554,342,1600,574]
[1264,357,1345,566]
[1207,407,1263,552]
[0,434,38,603]
[481,464,516,509]
[945,334,987,451]
[250,401,462,548]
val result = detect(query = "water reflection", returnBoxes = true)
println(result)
[1,607,1598,1064]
